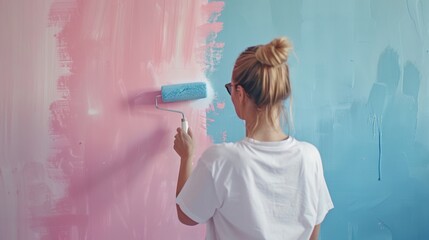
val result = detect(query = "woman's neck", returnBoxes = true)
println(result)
[245,120,288,142]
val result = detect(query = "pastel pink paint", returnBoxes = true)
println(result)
[201,1,225,19]
[198,22,224,38]
[11,0,226,239]
[216,101,226,109]
[0,1,69,239]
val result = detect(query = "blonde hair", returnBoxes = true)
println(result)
[232,37,293,135]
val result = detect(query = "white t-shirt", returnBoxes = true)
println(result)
[176,137,334,240]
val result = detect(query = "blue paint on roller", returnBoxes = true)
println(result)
[161,82,207,103]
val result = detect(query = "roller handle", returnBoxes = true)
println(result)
[181,118,189,133]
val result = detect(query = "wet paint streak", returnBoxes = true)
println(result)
[378,121,382,181]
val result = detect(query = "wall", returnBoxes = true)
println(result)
[208,0,429,239]
[1,0,222,239]
[1,0,428,239]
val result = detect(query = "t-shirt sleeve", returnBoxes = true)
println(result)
[315,154,334,225]
[176,155,221,224]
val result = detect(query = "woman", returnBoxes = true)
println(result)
[174,37,333,240]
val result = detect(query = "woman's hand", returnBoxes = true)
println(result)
[173,127,194,161]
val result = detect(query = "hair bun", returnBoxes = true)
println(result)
[255,37,292,66]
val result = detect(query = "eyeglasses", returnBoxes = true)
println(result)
[225,83,232,95]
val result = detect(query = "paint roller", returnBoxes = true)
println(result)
[155,82,207,132]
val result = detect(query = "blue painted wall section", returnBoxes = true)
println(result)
[208,0,429,239]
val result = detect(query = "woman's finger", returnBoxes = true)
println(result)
[187,127,193,139]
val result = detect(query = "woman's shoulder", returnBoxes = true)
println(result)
[199,142,241,167]
[202,142,238,158]
[292,138,322,161]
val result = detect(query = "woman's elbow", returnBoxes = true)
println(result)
[177,205,198,226]
[178,215,198,226]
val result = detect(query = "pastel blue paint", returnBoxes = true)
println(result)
[368,82,387,115]
[376,48,401,95]
[208,0,429,239]
[161,82,207,103]
[402,62,420,99]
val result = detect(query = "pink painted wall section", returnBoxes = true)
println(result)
[0,1,65,239]
[0,0,224,239]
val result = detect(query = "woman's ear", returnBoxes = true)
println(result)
[236,85,246,103]
[233,85,245,120]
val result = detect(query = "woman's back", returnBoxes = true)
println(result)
[177,137,333,240]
